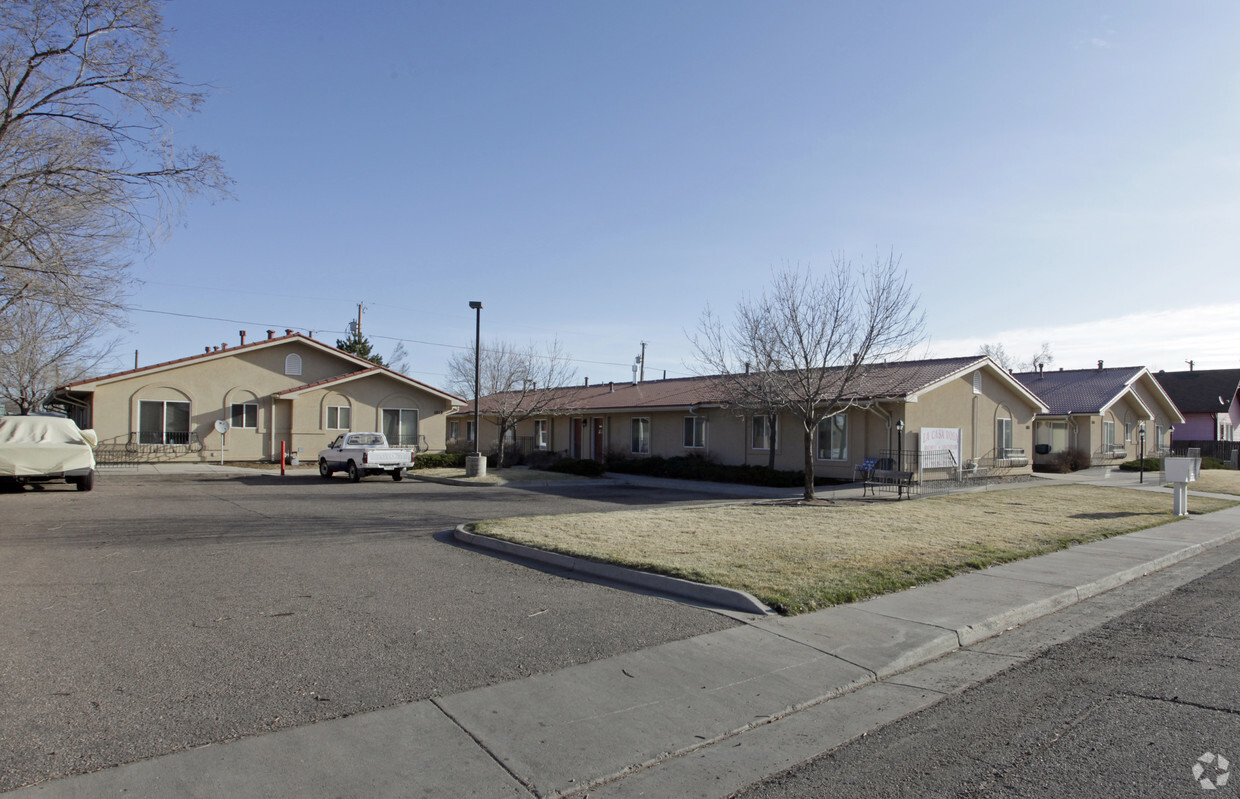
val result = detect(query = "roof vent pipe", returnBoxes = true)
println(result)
[609,381,614,392]
[221,342,227,350]
[240,330,247,345]
[285,329,294,336]
[745,362,751,374]
[205,347,211,353]
[213,346,219,352]
[1038,362,1044,378]
[584,377,589,387]
[1098,360,1104,370]
[267,329,275,340]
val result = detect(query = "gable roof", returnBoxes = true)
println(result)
[274,366,464,404]
[55,332,463,403]
[1013,366,1183,422]
[1153,368,1240,415]
[455,355,1047,415]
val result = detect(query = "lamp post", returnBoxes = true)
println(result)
[896,418,905,498]
[1139,422,1146,484]
[467,301,485,477]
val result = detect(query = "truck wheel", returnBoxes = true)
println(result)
[347,461,361,482]
[319,459,333,478]
[74,472,95,492]
[392,468,404,482]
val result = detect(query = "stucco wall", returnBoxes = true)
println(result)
[81,340,454,462]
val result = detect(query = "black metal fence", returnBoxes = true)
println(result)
[1171,440,1239,463]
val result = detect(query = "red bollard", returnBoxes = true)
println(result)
[281,440,286,476]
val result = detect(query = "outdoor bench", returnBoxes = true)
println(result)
[864,468,915,498]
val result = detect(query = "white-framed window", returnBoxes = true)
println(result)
[533,419,548,450]
[631,417,651,454]
[683,416,706,448]
[751,415,777,450]
[285,353,302,376]
[816,414,848,461]
[448,420,460,440]
[466,420,476,442]
[138,400,191,445]
[1156,425,1164,449]
[1103,420,1116,451]
[1124,422,1132,443]
[973,373,982,394]
[231,402,258,429]
[326,405,351,430]
[996,417,1013,457]
[382,408,418,447]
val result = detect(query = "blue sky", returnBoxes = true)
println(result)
[121,1,1240,385]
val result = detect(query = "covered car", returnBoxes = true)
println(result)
[0,416,98,491]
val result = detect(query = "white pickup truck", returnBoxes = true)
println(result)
[318,432,414,482]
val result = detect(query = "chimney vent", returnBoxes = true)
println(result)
[1038,363,1044,378]
[584,377,589,387]
[213,346,219,352]
[609,381,614,392]
[239,330,247,345]
[267,329,275,340]
[745,362,751,374]
[221,342,227,350]
[285,328,294,336]
[1097,360,1104,370]
[205,347,211,353]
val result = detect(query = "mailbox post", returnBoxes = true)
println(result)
[1164,456,1199,517]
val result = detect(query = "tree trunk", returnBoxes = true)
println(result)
[767,413,777,471]
[495,422,507,469]
[803,427,815,501]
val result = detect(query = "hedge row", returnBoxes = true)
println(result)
[602,455,823,487]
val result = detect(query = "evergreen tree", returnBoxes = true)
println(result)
[336,328,385,366]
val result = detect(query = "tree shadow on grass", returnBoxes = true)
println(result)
[1068,511,1149,520]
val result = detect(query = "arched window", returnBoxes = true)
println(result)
[285,353,302,376]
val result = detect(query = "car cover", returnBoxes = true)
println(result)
[0,416,97,477]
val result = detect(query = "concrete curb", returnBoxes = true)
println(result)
[453,524,774,615]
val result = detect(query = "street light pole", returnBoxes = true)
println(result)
[468,301,484,477]
[896,418,905,498]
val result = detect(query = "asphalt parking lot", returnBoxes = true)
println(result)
[0,471,738,791]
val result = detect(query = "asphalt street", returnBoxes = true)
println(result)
[0,471,737,792]
[733,536,1240,799]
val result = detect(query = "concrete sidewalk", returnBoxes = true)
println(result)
[15,495,1240,798]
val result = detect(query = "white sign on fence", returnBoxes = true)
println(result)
[920,427,962,469]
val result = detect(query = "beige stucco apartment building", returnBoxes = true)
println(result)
[455,356,1048,481]
[1012,364,1184,467]
[52,331,462,463]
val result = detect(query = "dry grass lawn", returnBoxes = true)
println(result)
[1188,470,1240,496]
[472,485,1237,614]
[413,467,589,485]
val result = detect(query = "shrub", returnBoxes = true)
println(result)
[547,458,607,477]
[412,452,467,469]
[1034,448,1092,474]
[412,452,497,469]
[1201,456,1230,470]
[1118,457,1162,472]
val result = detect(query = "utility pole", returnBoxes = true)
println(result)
[357,303,365,338]
[639,341,647,382]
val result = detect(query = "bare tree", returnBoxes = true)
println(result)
[447,338,577,466]
[0,0,230,334]
[0,300,114,414]
[386,341,410,375]
[978,342,1054,372]
[694,255,925,500]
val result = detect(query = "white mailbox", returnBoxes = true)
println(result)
[1165,457,1200,517]
[1164,457,1199,483]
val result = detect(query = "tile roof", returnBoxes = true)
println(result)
[1012,366,1146,415]
[1153,369,1240,415]
[55,333,464,403]
[454,356,990,415]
